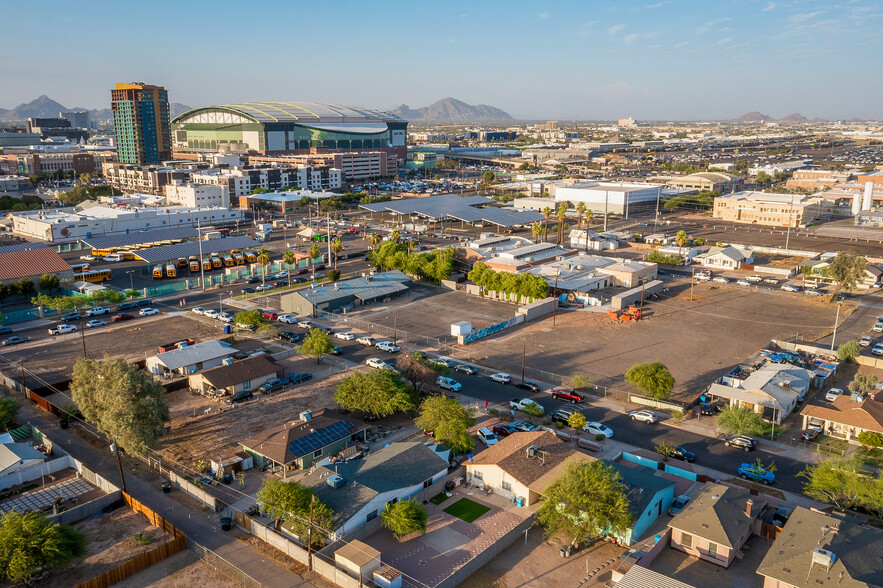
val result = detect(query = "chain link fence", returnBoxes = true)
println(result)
[188,540,262,588]
[319,312,453,350]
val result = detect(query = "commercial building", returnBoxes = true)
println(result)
[749,159,812,176]
[359,193,544,227]
[464,130,517,141]
[0,132,41,148]
[25,117,70,133]
[251,150,399,180]
[785,169,852,190]
[101,162,194,195]
[534,181,664,216]
[171,101,407,158]
[858,169,883,188]
[111,82,171,164]
[1,151,112,176]
[237,190,333,214]
[650,172,740,194]
[60,111,91,129]
[280,271,412,316]
[0,176,31,192]
[712,191,825,227]
[191,164,343,197]
[163,182,229,208]
[0,242,74,285]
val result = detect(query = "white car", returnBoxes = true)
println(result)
[695,274,712,282]
[873,344,883,356]
[297,320,313,329]
[79,254,96,261]
[85,306,110,316]
[191,307,205,315]
[489,373,511,384]
[860,336,873,347]
[203,309,219,319]
[477,427,498,447]
[781,284,800,292]
[712,277,730,284]
[736,279,751,286]
[509,398,544,414]
[366,357,391,370]
[335,332,355,340]
[218,312,234,323]
[874,323,883,333]
[278,314,298,324]
[376,341,400,353]
[825,387,844,402]
[584,421,614,438]
[139,308,159,316]
[85,320,106,328]
[628,410,658,424]
[48,324,77,335]
[356,336,375,346]
[746,275,763,283]
[763,278,779,285]
[437,376,462,392]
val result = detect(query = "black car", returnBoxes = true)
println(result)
[329,345,342,355]
[279,331,300,343]
[134,299,153,307]
[515,381,541,394]
[225,390,253,404]
[699,403,714,416]
[491,424,517,437]
[259,378,285,394]
[116,302,136,311]
[801,428,822,442]
[454,364,477,375]
[275,281,288,288]
[724,435,756,452]
[550,407,578,425]
[61,311,81,321]
[289,372,313,385]
[0,327,12,336]
[668,446,695,462]
[247,276,261,284]
[241,287,256,294]
[510,421,537,432]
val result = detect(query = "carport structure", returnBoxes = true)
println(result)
[80,227,199,253]
[132,236,260,266]
[359,193,544,228]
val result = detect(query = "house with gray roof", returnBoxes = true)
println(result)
[707,363,812,424]
[694,245,754,270]
[145,339,236,375]
[607,461,676,546]
[297,441,450,538]
[668,482,767,568]
[0,442,46,477]
[756,506,883,587]
[280,270,412,317]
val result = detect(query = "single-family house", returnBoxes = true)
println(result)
[613,565,698,588]
[145,339,236,376]
[568,229,619,251]
[756,507,883,588]
[239,409,369,476]
[707,363,812,424]
[669,482,767,568]
[801,393,883,444]
[465,430,594,507]
[298,441,450,538]
[693,246,754,270]
[188,355,280,396]
[0,442,46,476]
[608,461,676,546]
[807,255,882,289]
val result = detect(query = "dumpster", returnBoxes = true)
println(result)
[223,324,232,335]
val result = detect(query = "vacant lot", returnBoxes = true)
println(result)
[454,281,843,399]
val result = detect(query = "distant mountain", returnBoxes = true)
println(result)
[735,111,774,122]
[390,97,513,122]
[0,95,191,124]
[780,113,807,122]
[811,117,828,123]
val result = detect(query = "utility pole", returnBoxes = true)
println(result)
[552,270,560,326]
[690,267,695,301]
[112,440,127,493]
[197,220,206,291]
[830,301,842,351]
[639,279,646,317]
[19,359,26,397]
[393,315,397,346]
[307,496,315,571]
[521,341,526,383]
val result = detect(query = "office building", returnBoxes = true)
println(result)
[251,151,398,180]
[650,172,740,194]
[518,181,664,216]
[60,111,91,129]
[163,182,230,208]
[712,191,825,227]
[111,82,172,164]
[101,162,192,195]
[25,118,70,134]
[191,165,342,197]
[1,151,112,176]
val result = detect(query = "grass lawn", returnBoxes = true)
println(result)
[443,498,491,523]
[856,447,883,468]
[429,492,450,506]
[815,435,850,458]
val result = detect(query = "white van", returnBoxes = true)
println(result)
[103,253,123,262]
[477,427,498,447]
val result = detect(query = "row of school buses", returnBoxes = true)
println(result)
[151,249,257,279]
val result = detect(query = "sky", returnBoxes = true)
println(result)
[1,0,882,120]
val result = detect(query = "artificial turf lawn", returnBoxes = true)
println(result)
[443,498,491,523]
[429,492,450,506]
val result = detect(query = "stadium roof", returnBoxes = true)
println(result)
[359,193,544,227]
[173,102,403,125]
[134,236,260,264]
[82,227,199,250]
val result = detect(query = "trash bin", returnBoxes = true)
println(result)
[560,547,567,558]
[516,497,524,508]
[161,482,172,494]
[563,545,572,557]
[220,517,232,531]
[223,324,232,335]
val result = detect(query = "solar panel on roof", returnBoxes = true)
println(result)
[287,421,354,457]
[81,227,200,250]
[134,236,260,263]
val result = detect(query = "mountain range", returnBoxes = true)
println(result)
[390,97,513,122]
[0,95,192,123]
[735,111,829,122]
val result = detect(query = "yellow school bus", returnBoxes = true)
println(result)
[165,264,177,278]
[152,266,164,279]
[122,250,139,261]
[202,258,212,271]
[211,256,223,269]
[189,257,200,272]
[74,269,112,283]
[223,255,234,267]
[232,250,244,265]
[177,257,188,268]
[244,250,256,263]
[70,263,91,274]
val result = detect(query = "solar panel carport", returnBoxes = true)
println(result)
[359,193,544,227]
[81,227,199,250]
[133,236,260,264]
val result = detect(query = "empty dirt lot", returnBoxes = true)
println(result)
[452,281,844,398]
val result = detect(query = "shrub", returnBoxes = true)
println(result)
[671,410,684,423]
[595,434,605,441]
[522,403,544,417]
[555,421,564,429]
[133,531,153,546]
[327,269,341,281]
[857,430,883,449]
[647,251,684,265]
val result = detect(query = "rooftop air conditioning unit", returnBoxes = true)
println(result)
[576,265,584,270]
[526,445,541,459]
[812,548,835,569]
[299,410,313,422]
[326,474,346,489]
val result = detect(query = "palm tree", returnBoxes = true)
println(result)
[584,209,595,253]
[675,230,688,258]
[283,250,295,287]
[308,243,322,281]
[368,232,381,251]
[531,222,542,243]
[330,238,343,270]
[541,207,552,242]
[256,248,271,288]
[575,202,586,232]
[555,204,567,245]
[390,230,401,244]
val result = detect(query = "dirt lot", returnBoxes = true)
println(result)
[454,281,843,399]
[44,506,171,588]
[116,550,238,588]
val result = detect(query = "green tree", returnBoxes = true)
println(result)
[79,173,92,184]
[675,230,688,257]
[571,375,591,391]
[330,238,343,270]
[848,373,878,395]
[555,203,568,245]
[0,398,20,431]
[308,243,322,280]
[256,323,277,339]
[531,221,542,243]
[335,370,412,419]
[13,278,34,297]
[38,274,60,292]
[256,478,314,530]
[255,248,271,287]
[535,461,633,544]
[824,251,868,302]
[298,328,335,364]
[655,439,675,459]
[798,459,883,516]
[756,171,772,185]
[568,412,587,431]
[414,395,475,453]
[541,207,552,242]
[233,309,265,328]
[327,269,341,281]
[70,357,169,454]
[0,511,86,584]
[396,352,446,397]
[482,170,495,183]
[716,405,765,436]
[381,498,428,539]
[283,250,296,287]
[625,361,674,400]
[857,431,883,449]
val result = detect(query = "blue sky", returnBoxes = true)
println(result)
[1,0,881,120]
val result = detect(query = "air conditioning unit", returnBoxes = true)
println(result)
[812,548,835,569]
[326,474,346,489]
[299,410,313,422]
[526,445,540,459]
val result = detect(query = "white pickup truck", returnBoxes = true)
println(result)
[509,398,544,414]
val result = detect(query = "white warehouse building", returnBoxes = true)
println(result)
[517,181,665,217]
[163,182,230,209]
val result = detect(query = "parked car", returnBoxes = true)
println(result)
[241,287,256,294]
[515,381,541,393]
[279,331,300,343]
[738,463,775,485]
[510,421,537,432]
[246,276,261,284]
[203,309,219,319]
[583,421,613,438]
[699,403,714,416]
[696,274,712,282]
[763,278,779,285]
[236,322,257,331]
[873,344,883,356]
[736,279,751,286]
[860,336,873,347]
[376,341,400,353]
[356,336,375,346]
[454,364,477,375]
[805,288,824,296]
[477,427,498,447]
[139,308,159,316]
[667,446,695,462]
[489,373,511,384]
[0,327,12,335]
[86,306,111,316]
[873,323,883,333]
[259,378,286,394]
[801,427,822,442]
[218,312,233,323]
[335,331,355,340]
[628,410,658,423]
[724,436,756,451]
[278,314,297,323]
[134,299,153,308]
[491,424,518,437]
[85,320,106,328]
[436,376,462,392]
[61,312,81,321]
[289,372,313,385]
[297,320,313,329]
[261,310,278,320]
[550,407,578,425]
[191,307,206,315]
[746,275,763,283]
[366,357,392,370]
[329,345,342,355]
[509,398,544,414]
[49,324,77,335]
[712,276,730,284]
[224,390,253,404]
[79,254,96,261]
[1,336,29,346]
[825,387,845,402]
[668,495,691,516]
[111,313,134,322]
[781,284,800,292]
[551,387,584,403]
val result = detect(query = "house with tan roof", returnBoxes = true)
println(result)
[668,482,767,568]
[801,394,883,444]
[187,355,280,396]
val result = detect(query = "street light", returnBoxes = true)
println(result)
[552,269,561,326]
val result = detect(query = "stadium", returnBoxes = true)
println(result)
[171,102,407,155]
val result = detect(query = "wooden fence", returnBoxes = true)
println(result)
[74,493,187,588]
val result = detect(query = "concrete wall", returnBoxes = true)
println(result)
[0,454,75,491]
[610,280,663,310]
[169,470,218,511]
[51,490,122,525]
[629,394,685,412]
[517,297,555,321]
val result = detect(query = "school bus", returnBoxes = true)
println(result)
[211,256,223,269]
[189,257,200,272]
[153,266,164,279]
[231,250,244,265]
[70,263,91,274]
[165,264,177,278]
[244,250,257,263]
[223,255,235,267]
[177,257,189,269]
[91,248,114,257]
[122,250,139,261]
[202,258,212,271]
[74,269,112,283]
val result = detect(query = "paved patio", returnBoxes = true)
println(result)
[0,477,100,513]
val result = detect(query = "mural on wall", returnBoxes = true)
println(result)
[462,316,522,344]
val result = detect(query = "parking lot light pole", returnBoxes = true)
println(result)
[521,341,525,384]
[552,270,561,326]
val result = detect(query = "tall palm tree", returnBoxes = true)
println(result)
[308,243,322,281]
[330,238,343,270]
[675,230,688,258]
[368,232,381,251]
[575,202,586,232]
[283,250,295,287]
[531,222,542,243]
[555,204,567,245]
[541,207,552,243]
[256,248,270,287]
[390,230,401,244]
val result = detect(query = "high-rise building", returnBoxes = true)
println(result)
[60,111,90,129]
[110,82,171,165]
